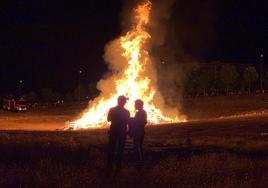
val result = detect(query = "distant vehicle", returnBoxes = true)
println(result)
[3,98,27,112]
[3,99,16,111]
[16,99,27,111]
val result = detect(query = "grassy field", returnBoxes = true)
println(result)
[0,93,268,130]
[0,104,86,130]
[0,95,268,187]
[0,114,268,187]
[181,93,268,119]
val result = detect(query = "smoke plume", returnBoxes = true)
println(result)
[148,0,219,109]
[98,0,182,118]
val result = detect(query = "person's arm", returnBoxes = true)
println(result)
[126,111,132,134]
[127,111,131,127]
[143,111,147,126]
[144,112,147,125]
[107,108,112,122]
[127,111,131,124]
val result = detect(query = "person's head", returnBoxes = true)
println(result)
[117,95,128,107]
[135,99,144,111]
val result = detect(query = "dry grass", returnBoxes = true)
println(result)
[0,95,268,187]
[0,117,268,187]
[182,93,268,119]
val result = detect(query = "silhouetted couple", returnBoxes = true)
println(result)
[106,95,147,175]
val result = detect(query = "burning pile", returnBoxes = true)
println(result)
[69,0,184,129]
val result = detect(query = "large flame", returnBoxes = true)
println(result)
[70,0,184,129]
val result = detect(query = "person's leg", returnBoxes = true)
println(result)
[133,134,144,171]
[139,133,145,161]
[135,133,145,171]
[107,133,116,172]
[133,136,139,159]
[136,138,142,161]
[115,134,126,170]
[134,133,144,161]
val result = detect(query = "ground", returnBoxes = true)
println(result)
[0,103,85,130]
[0,95,268,187]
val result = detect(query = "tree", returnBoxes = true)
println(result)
[74,84,87,101]
[219,65,238,94]
[265,71,268,90]
[65,91,74,102]
[184,70,198,96]
[41,88,54,102]
[197,68,214,95]
[24,91,37,103]
[243,66,258,94]
[0,96,3,107]
[53,91,61,102]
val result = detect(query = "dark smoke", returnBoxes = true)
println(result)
[151,0,219,63]
[148,0,219,109]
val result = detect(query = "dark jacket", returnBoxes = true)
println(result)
[132,109,147,136]
[108,106,130,135]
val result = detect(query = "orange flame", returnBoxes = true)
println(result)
[70,0,184,129]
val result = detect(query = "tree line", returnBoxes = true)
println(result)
[2,63,266,105]
[184,64,264,96]
[21,83,99,103]
[24,64,268,103]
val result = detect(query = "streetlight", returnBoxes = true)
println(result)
[78,70,82,102]
[260,54,264,92]
[19,80,23,97]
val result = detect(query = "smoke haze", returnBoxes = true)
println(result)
[148,0,219,109]
[97,0,219,118]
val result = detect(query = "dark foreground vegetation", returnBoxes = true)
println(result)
[0,116,268,188]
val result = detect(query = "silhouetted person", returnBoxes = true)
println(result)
[106,95,130,175]
[132,99,147,163]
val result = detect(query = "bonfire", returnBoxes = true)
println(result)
[70,0,185,129]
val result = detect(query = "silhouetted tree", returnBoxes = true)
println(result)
[65,91,74,102]
[220,65,238,95]
[243,66,258,94]
[184,70,198,96]
[24,91,37,103]
[265,71,268,90]
[74,84,87,101]
[197,68,214,95]
[0,96,3,107]
[53,91,61,102]
[41,88,54,102]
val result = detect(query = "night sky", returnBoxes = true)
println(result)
[0,0,266,96]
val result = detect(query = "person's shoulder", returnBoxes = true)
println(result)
[123,108,130,114]
[109,106,115,110]
[109,106,116,112]
[141,109,147,115]
[136,110,146,117]
[124,108,130,114]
